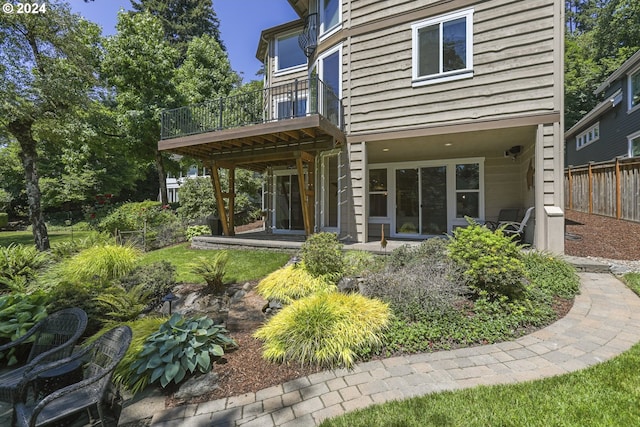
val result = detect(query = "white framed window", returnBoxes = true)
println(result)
[629,67,640,112]
[576,122,600,150]
[275,31,307,74]
[274,92,308,119]
[411,8,474,86]
[629,130,640,158]
[368,168,388,218]
[319,0,341,39]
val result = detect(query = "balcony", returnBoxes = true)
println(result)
[159,77,344,170]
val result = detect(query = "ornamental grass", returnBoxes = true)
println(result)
[254,292,390,369]
[255,263,337,304]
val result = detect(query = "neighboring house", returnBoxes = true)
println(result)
[159,0,566,253]
[565,49,640,166]
[164,165,210,204]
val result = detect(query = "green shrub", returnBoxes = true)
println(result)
[254,292,390,368]
[523,251,580,299]
[98,201,178,234]
[0,212,8,228]
[176,177,217,222]
[186,225,210,240]
[448,220,527,299]
[300,232,344,279]
[59,244,140,285]
[386,239,449,271]
[191,251,229,293]
[256,263,337,304]
[130,314,237,389]
[117,261,176,312]
[50,231,114,260]
[343,250,383,277]
[0,243,49,293]
[0,292,48,366]
[46,281,104,337]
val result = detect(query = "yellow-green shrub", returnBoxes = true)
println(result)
[256,263,337,304]
[254,292,390,368]
[59,244,140,285]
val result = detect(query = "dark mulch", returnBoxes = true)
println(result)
[565,210,640,260]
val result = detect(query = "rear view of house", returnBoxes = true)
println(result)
[159,0,566,253]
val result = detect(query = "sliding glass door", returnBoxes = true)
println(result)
[274,173,304,232]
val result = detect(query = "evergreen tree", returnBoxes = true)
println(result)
[130,0,225,63]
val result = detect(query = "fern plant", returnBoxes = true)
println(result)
[94,284,151,323]
[0,244,49,293]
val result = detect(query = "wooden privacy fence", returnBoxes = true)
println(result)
[565,158,640,223]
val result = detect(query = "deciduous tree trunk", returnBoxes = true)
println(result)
[8,119,50,251]
[156,149,169,206]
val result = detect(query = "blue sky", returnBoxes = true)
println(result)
[68,0,298,81]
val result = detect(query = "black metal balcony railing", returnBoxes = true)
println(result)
[160,77,343,140]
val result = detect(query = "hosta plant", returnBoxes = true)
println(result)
[0,292,48,365]
[130,314,237,389]
[254,292,390,369]
[256,263,337,304]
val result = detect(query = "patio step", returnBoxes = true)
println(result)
[563,255,611,273]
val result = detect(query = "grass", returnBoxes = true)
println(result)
[0,230,93,247]
[623,273,640,296]
[139,243,291,284]
[321,341,640,427]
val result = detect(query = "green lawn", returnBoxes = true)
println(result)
[139,243,292,284]
[623,273,640,296]
[0,230,93,247]
[321,341,640,427]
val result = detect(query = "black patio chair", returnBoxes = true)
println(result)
[500,206,535,242]
[0,308,88,405]
[484,208,521,230]
[13,325,133,427]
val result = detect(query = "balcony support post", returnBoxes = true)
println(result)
[209,161,234,236]
[295,151,315,236]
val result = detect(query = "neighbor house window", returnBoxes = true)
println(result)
[412,8,474,86]
[630,68,640,110]
[275,32,306,73]
[576,122,600,150]
[369,169,388,217]
[629,131,640,158]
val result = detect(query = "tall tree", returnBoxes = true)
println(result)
[103,11,180,206]
[0,2,102,250]
[130,0,225,63]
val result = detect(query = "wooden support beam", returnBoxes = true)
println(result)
[210,162,231,236]
[307,156,316,234]
[295,150,315,164]
[296,157,311,236]
[229,166,236,232]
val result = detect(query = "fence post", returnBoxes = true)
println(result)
[588,162,593,214]
[615,158,621,219]
[568,167,573,210]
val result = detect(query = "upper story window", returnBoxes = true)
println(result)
[629,131,640,158]
[319,0,341,37]
[411,9,474,86]
[275,32,307,73]
[576,122,600,150]
[629,67,640,111]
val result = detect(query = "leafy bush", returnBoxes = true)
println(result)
[0,292,48,365]
[46,282,104,337]
[0,212,8,228]
[58,244,140,285]
[254,292,390,368]
[98,201,178,234]
[130,314,237,389]
[256,264,337,304]
[176,177,217,223]
[386,238,449,271]
[523,251,580,299]
[117,261,176,312]
[448,220,527,299]
[191,252,229,293]
[343,250,383,277]
[362,260,469,322]
[300,232,344,279]
[186,225,210,240]
[0,243,50,293]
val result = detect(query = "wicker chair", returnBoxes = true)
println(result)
[13,325,133,427]
[0,308,88,405]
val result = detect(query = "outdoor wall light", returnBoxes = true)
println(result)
[162,292,179,315]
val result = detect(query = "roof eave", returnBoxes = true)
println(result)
[594,49,640,95]
[565,89,622,139]
[255,19,305,63]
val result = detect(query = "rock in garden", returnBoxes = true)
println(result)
[174,371,220,400]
